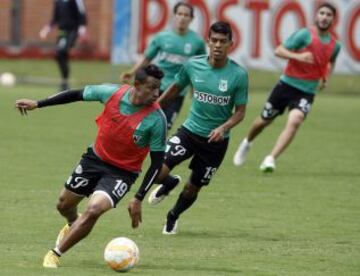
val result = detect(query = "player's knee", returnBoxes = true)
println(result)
[182,183,200,198]
[83,204,103,221]
[56,197,72,214]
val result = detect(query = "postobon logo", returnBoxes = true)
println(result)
[194,91,230,105]
[70,177,89,189]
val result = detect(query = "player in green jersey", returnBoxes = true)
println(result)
[148,21,248,234]
[121,1,206,130]
[233,2,340,172]
[15,65,167,268]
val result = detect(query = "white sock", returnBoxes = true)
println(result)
[53,247,62,257]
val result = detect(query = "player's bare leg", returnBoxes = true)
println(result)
[57,188,83,224]
[58,193,112,253]
[43,193,112,268]
[271,109,304,158]
[247,116,273,142]
[234,116,272,166]
[260,109,304,171]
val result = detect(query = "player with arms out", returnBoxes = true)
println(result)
[149,21,248,234]
[15,65,167,268]
[121,1,206,130]
[233,2,341,172]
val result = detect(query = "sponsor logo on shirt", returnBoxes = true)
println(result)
[194,91,230,105]
[158,52,189,64]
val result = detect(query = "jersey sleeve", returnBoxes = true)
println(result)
[330,41,341,62]
[234,70,249,106]
[83,84,120,103]
[283,28,311,50]
[174,62,191,91]
[149,111,167,151]
[144,34,160,60]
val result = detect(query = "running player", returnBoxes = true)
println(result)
[15,65,166,267]
[148,21,248,234]
[121,1,206,130]
[233,2,341,172]
[39,0,88,90]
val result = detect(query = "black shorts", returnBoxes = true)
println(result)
[164,127,228,187]
[65,147,138,207]
[261,81,315,120]
[57,29,78,52]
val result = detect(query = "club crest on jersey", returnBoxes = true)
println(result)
[133,135,141,143]
[184,43,192,54]
[218,79,228,92]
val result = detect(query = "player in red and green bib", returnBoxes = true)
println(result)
[233,2,341,172]
[121,2,206,130]
[16,65,166,268]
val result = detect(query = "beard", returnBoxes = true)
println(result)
[316,21,332,32]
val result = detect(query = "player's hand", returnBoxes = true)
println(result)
[15,99,38,116]
[78,26,88,43]
[319,79,327,91]
[296,52,314,64]
[127,198,142,229]
[121,72,133,83]
[208,126,225,143]
[39,25,51,40]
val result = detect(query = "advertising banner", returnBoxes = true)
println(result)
[112,0,360,74]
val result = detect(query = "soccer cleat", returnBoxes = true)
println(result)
[162,217,178,235]
[43,250,60,268]
[233,138,252,166]
[260,155,276,172]
[148,175,181,206]
[55,223,70,247]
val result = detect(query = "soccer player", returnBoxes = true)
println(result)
[15,65,167,268]
[148,21,248,234]
[121,1,206,130]
[233,2,341,172]
[39,0,88,91]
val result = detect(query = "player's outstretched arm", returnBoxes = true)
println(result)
[275,45,314,64]
[157,83,180,107]
[15,89,84,115]
[127,151,165,228]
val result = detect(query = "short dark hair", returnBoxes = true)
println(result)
[135,64,164,83]
[208,21,232,41]
[173,1,194,18]
[318,2,336,17]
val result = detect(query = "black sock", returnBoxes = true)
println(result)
[156,175,180,197]
[170,192,197,219]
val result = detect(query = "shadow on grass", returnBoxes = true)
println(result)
[139,263,243,274]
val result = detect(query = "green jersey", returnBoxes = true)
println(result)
[174,55,248,138]
[281,28,341,94]
[83,84,167,151]
[145,29,206,96]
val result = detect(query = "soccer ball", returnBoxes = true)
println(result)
[0,72,16,87]
[104,237,140,272]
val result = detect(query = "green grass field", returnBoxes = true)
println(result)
[0,59,359,275]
